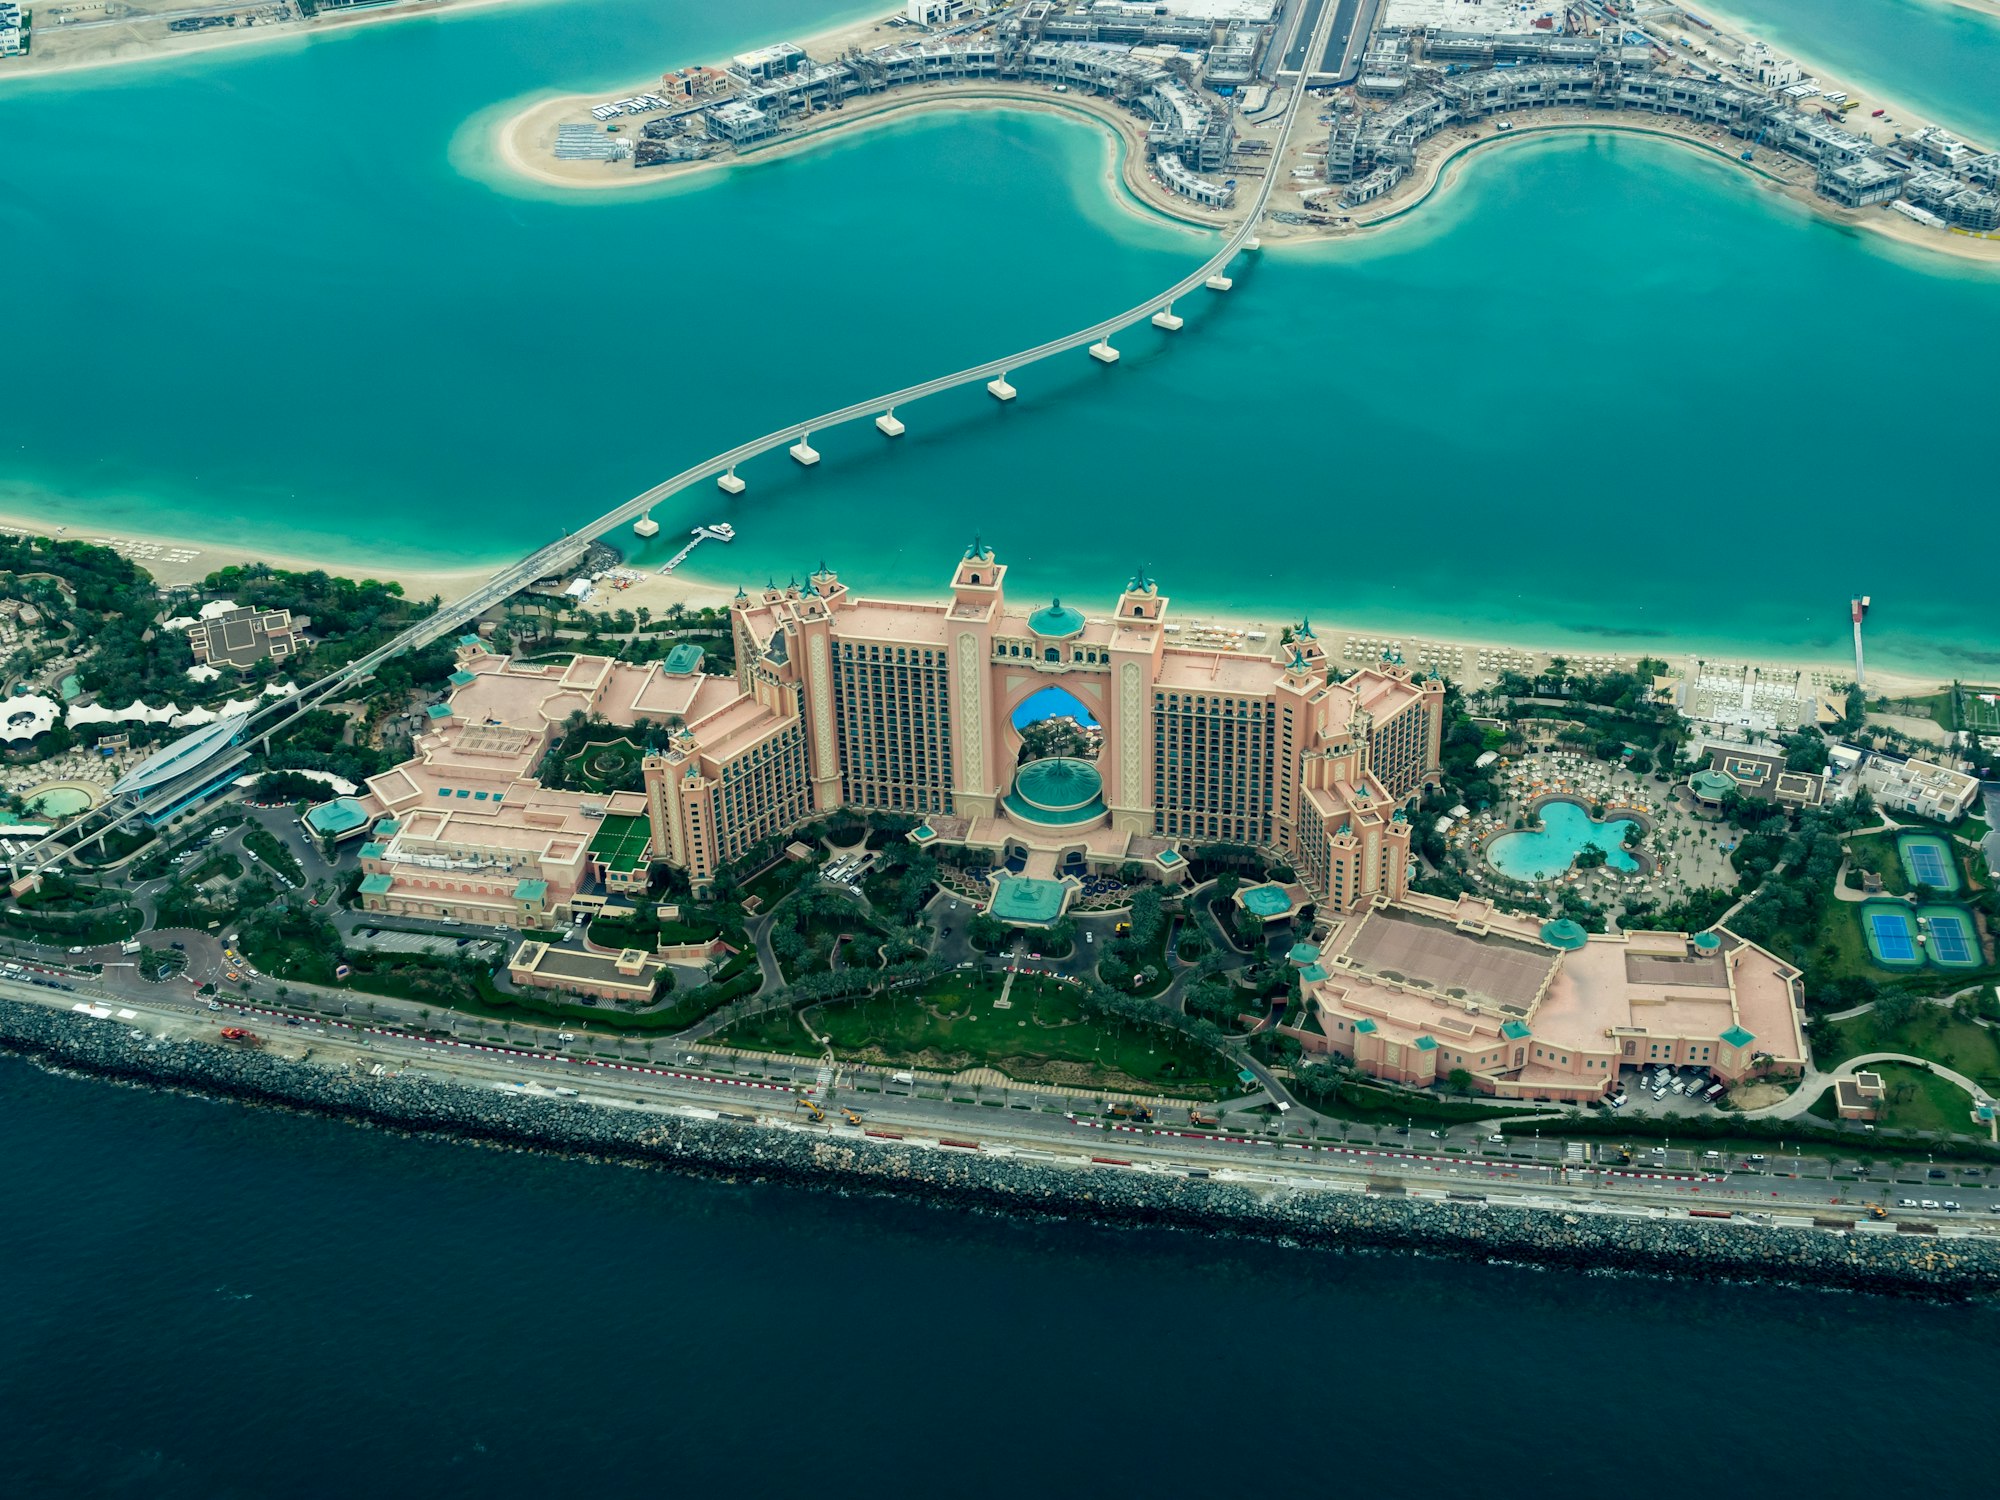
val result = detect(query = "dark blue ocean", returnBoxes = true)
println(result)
[2,1056,1990,1498]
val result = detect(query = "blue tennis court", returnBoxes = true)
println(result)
[1897,833,1960,893]
[1932,922,1972,964]
[1907,843,1950,886]
[1870,913,1916,962]
[1925,909,1978,967]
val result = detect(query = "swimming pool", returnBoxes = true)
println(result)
[1485,799,1639,882]
[24,782,99,819]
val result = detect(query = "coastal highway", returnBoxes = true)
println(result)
[19,979,1999,1234]
[25,76,1311,872]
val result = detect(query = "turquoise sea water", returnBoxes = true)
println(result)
[3,0,1999,677]
[1486,798,1640,881]
[1711,0,2000,145]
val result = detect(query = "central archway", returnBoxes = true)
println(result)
[1010,684,1101,765]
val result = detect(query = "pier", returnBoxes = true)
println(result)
[660,525,736,575]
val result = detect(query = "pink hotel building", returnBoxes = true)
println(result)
[350,543,1444,926]
[1278,893,1808,1102]
[338,543,1798,1101]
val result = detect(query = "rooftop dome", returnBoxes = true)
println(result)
[1028,598,1086,639]
[1689,769,1736,801]
[1002,756,1106,827]
[1540,918,1590,950]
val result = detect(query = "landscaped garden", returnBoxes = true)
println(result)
[717,971,1238,1097]
[1822,999,2000,1092]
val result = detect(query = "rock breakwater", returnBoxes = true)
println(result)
[6,998,1995,1298]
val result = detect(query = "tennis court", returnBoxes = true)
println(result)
[1956,685,2000,734]
[1861,902,1923,966]
[588,812,652,873]
[1897,832,1959,893]
[1921,906,1980,968]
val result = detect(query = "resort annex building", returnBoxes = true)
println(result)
[345,543,1445,927]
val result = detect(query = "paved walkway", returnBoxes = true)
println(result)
[1748,1051,1993,1121]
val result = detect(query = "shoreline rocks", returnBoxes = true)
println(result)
[6,999,1996,1299]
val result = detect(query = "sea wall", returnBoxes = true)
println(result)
[6,998,1995,1297]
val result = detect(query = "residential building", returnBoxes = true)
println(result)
[187,605,309,670]
[1855,749,1982,822]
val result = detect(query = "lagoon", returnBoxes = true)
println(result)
[2,1,1999,678]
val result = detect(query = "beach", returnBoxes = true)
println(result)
[0,506,1939,700]
[0,511,493,602]
[0,0,529,83]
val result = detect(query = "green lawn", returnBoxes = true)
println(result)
[1846,832,1905,895]
[1868,1062,1980,1136]
[717,973,1237,1098]
[1827,1008,2000,1090]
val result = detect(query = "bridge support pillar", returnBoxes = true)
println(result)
[1244,236,1262,251]
[717,467,746,496]
[1089,339,1120,364]
[987,375,1016,401]
[633,512,660,538]
[789,436,820,466]
[875,410,905,437]
[1150,304,1183,331]
[1205,274,1234,292]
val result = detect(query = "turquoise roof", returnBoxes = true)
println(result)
[1287,942,1320,963]
[358,841,387,860]
[448,670,477,687]
[1028,598,1086,638]
[1241,883,1293,918]
[909,824,937,842]
[1501,1019,1532,1041]
[426,703,453,720]
[1354,1018,1378,1035]
[1720,1025,1756,1049]
[376,819,401,835]
[513,878,550,903]
[1692,931,1722,952]
[988,875,1069,926]
[305,797,369,835]
[663,643,705,676]
[1690,769,1736,800]
[1540,918,1589,951]
[458,634,482,648]
[1003,757,1105,827]
[1414,1034,1438,1052]
[359,873,394,895]
[1301,963,1328,982]
[1156,848,1182,865]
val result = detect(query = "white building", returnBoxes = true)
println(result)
[1856,749,1982,823]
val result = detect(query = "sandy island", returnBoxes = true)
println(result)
[486,1,2000,270]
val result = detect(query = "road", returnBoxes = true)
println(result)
[16,975,2000,1231]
